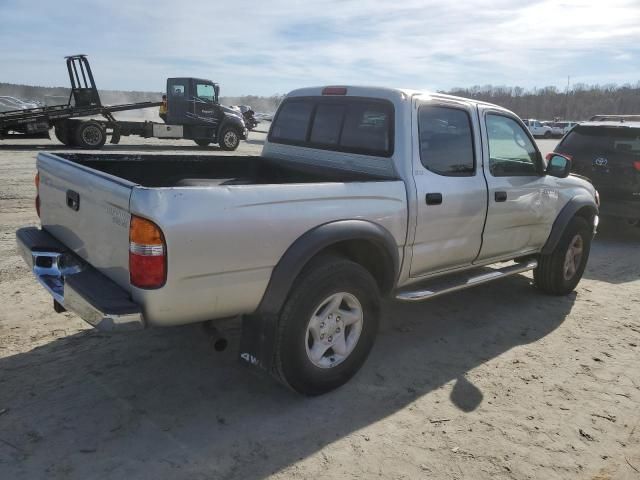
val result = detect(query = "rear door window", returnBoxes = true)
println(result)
[418,105,475,176]
[270,97,394,156]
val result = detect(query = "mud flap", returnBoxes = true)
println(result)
[110,127,121,144]
[238,314,278,375]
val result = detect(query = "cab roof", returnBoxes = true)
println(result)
[285,85,505,110]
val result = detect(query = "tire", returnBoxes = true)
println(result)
[194,139,211,147]
[544,130,552,139]
[54,123,73,146]
[218,127,240,151]
[534,216,592,295]
[274,256,380,395]
[74,121,106,149]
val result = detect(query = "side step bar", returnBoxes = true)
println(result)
[395,260,538,302]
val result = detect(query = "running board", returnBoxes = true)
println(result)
[395,260,538,302]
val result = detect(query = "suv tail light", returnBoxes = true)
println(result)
[35,171,40,217]
[634,161,640,172]
[129,215,166,289]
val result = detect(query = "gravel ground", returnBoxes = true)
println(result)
[0,133,639,480]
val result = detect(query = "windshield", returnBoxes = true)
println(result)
[196,83,216,102]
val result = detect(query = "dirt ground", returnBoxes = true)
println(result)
[0,133,639,480]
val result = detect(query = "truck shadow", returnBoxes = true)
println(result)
[0,275,574,479]
[583,219,640,284]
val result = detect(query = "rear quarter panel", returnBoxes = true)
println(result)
[130,181,408,326]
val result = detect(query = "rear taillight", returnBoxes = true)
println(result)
[129,215,166,289]
[35,171,40,217]
[634,161,640,172]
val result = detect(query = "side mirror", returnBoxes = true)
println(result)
[546,154,572,178]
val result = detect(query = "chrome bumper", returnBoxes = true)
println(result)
[16,227,144,332]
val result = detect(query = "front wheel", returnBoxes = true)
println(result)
[534,216,592,295]
[218,127,240,151]
[544,130,552,139]
[274,256,380,395]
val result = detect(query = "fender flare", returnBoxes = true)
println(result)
[541,195,598,255]
[256,219,399,316]
[217,115,245,139]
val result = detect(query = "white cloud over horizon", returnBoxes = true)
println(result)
[0,0,638,96]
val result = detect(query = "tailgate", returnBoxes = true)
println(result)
[37,152,134,290]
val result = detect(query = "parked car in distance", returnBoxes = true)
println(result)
[522,119,553,138]
[551,121,579,137]
[17,86,599,395]
[0,96,39,110]
[552,118,639,226]
[543,121,564,137]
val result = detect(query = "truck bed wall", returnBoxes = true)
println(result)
[55,154,395,187]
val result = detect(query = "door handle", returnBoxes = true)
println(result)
[66,190,80,211]
[425,193,443,205]
[494,191,507,202]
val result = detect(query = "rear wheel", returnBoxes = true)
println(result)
[534,216,592,295]
[544,130,552,139]
[74,121,106,149]
[194,139,211,147]
[219,127,240,151]
[274,256,380,395]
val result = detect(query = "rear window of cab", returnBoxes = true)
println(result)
[269,97,394,157]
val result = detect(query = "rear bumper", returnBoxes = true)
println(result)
[16,227,144,332]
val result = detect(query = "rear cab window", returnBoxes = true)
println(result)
[269,97,394,157]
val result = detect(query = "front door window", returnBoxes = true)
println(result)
[196,83,216,102]
[486,114,540,177]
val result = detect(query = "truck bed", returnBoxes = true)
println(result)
[36,151,408,326]
[56,153,396,187]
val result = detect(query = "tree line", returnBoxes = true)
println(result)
[446,83,640,120]
[2,81,639,119]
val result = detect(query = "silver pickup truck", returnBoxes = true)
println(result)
[17,86,599,395]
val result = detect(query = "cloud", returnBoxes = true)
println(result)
[0,0,638,95]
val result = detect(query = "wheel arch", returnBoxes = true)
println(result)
[541,195,597,255]
[217,115,245,139]
[256,220,399,317]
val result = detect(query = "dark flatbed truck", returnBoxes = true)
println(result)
[0,55,247,150]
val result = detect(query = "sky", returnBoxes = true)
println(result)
[0,0,639,96]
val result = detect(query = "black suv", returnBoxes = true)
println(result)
[553,117,640,225]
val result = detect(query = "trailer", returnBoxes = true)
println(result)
[0,55,247,150]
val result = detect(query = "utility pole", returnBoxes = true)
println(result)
[564,75,571,120]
